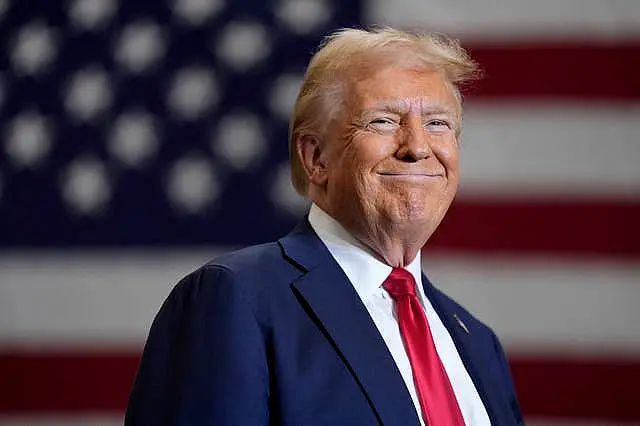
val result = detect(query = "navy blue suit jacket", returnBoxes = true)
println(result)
[126,220,523,425]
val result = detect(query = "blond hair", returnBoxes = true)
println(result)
[289,27,481,195]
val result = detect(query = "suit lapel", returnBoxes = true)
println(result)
[280,221,421,426]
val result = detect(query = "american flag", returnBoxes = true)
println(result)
[1,0,639,424]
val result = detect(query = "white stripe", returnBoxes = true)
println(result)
[458,103,640,197]
[366,0,640,41]
[0,250,220,346]
[1,250,639,354]
[423,254,640,355]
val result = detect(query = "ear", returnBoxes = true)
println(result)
[296,133,329,187]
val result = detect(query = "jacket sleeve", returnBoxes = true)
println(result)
[125,265,269,425]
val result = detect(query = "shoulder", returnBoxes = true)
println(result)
[167,241,302,315]
[201,241,302,286]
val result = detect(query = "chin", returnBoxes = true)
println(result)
[386,200,449,230]
[385,207,432,227]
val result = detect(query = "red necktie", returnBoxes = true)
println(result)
[383,267,465,426]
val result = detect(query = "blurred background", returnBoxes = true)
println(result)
[0,0,639,424]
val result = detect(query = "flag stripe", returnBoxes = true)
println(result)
[458,103,640,196]
[367,0,640,41]
[0,198,637,257]
[0,417,123,426]
[431,199,640,256]
[512,356,640,421]
[466,42,640,100]
[423,255,640,354]
[1,350,638,421]
[0,350,135,414]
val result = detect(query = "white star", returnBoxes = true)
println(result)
[10,22,59,76]
[166,67,218,120]
[275,0,332,35]
[108,111,158,167]
[114,21,166,73]
[61,156,111,215]
[172,0,223,26]
[166,156,219,214]
[64,67,113,122]
[0,0,8,21]
[68,0,118,31]
[268,72,303,120]
[4,112,52,169]
[212,113,267,171]
[270,162,309,216]
[215,22,271,72]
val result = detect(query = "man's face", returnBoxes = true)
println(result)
[321,66,460,240]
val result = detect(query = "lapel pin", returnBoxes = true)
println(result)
[454,313,470,334]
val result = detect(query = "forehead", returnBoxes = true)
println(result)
[346,66,459,114]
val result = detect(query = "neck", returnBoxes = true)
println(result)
[350,223,426,268]
[311,199,428,268]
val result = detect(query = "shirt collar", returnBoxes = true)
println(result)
[308,203,423,302]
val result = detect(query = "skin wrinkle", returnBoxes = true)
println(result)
[302,66,460,267]
[364,97,458,121]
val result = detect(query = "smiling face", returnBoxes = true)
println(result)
[314,65,461,255]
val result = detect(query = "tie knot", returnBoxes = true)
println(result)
[382,267,417,298]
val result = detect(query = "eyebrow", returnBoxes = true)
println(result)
[364,98,457,117]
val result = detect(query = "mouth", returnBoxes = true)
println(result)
[377,171,443,178]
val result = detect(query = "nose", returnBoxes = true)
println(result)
[395,116,432,162]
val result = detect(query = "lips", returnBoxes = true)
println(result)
[377,171,443,177]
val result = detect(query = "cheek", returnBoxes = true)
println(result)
[353,133,397,164]
[432,136,459,174]
[342,135,388,169]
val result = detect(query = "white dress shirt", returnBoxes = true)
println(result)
[308,204,491,426]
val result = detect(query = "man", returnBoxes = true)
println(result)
[126,27,523,425]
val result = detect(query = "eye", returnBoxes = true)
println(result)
[367,117,398,131]
[425,119,454,134]
[425,119,450,129]
[370,118,395,125]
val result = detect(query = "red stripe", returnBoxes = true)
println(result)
[1,349,639,420]
[465,41,640,100]
[511,355,640,421]
[427,198,640,257]
[0,350,138,414]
